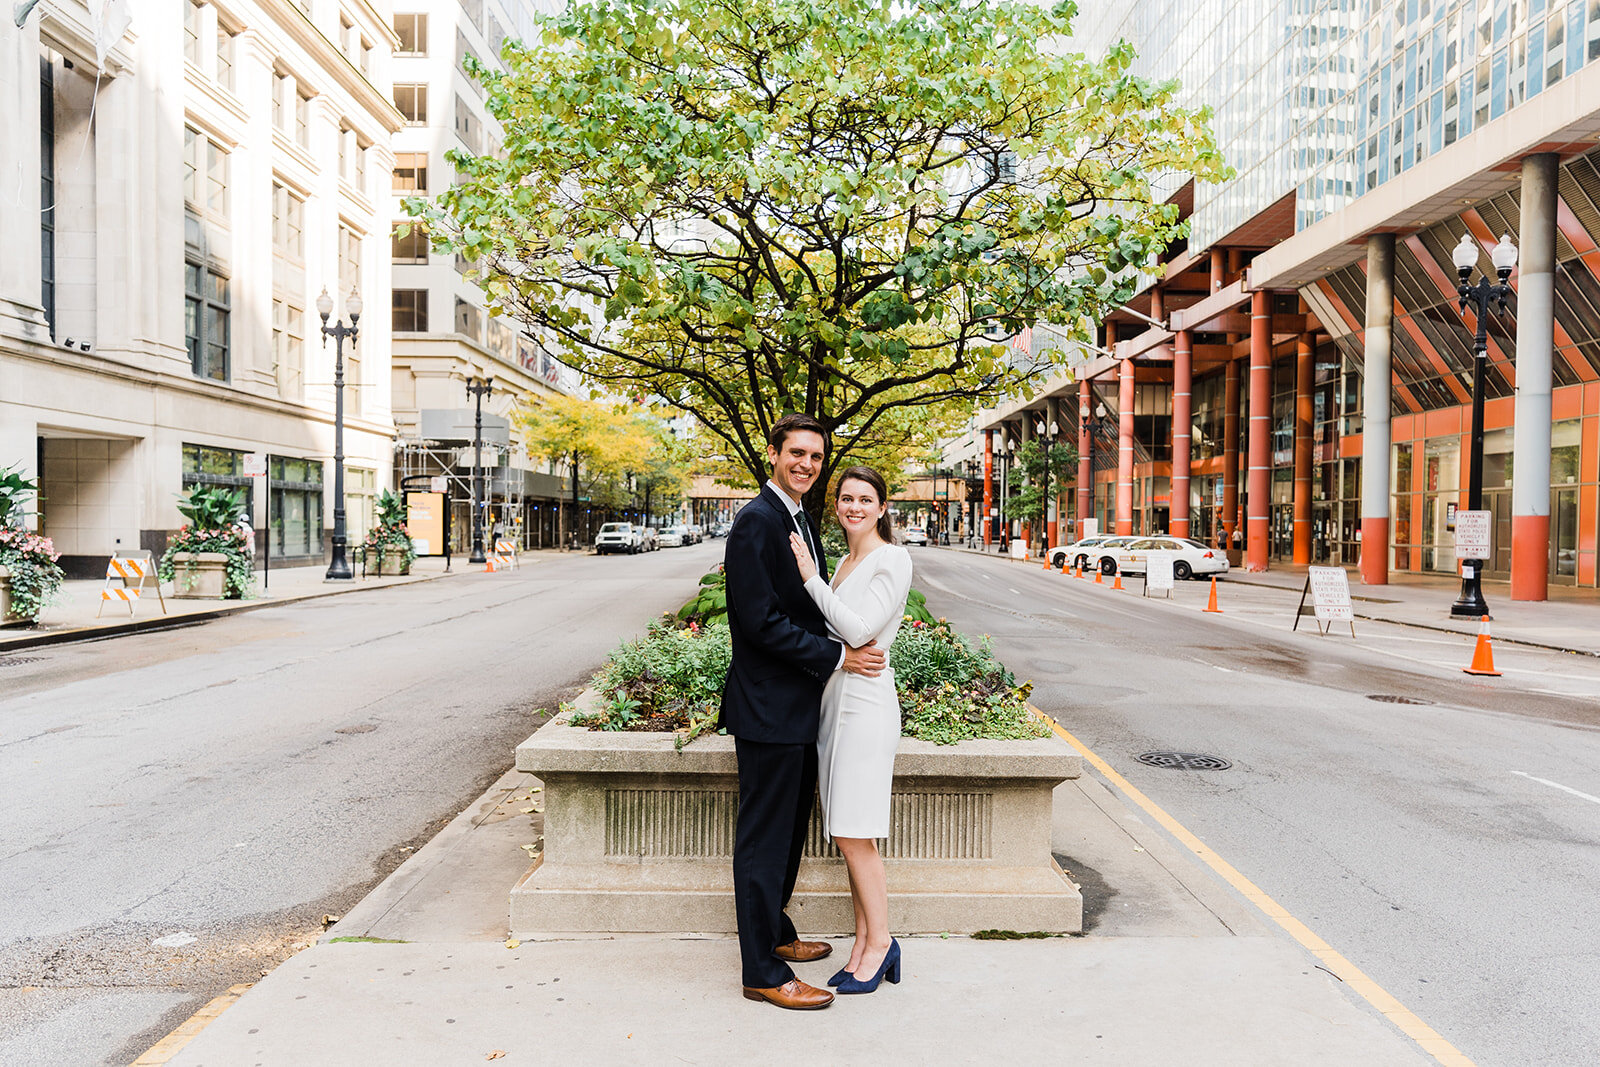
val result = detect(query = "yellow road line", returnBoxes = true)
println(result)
[128,983,252,1066]
[1035,707,1475,1067]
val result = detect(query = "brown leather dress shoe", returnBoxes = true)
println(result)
[773,939,833,963]
[743,978,834,1010]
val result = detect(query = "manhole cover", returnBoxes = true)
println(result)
[1136,751,1232,771]
[0,656,43,667]
[1367,694,1436,705]
[334,723,378,734]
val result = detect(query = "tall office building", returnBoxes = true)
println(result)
[977,0,1600,598]
[2,0,400,572]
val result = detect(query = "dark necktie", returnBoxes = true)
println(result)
[794,510,819,569]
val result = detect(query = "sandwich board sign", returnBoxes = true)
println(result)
[1294,565,1355,636]
[1143,551,1174,598]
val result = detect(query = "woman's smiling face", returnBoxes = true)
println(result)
[835,478,884,537]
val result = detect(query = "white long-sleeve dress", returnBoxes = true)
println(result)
[802,544,913,839]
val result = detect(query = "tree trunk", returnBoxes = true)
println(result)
[570,454,580,548]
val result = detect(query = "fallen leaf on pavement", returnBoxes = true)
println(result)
[521,808,536,814]
[505,938,521,949]
[487,1051,506,1060]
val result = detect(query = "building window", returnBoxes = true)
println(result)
[268,456,325,558]
[455,297,481,342]
[271,182,304,260]
[182,444,255,522]
[295,89,312,148]
[392,228,428,264]
[394,83,427,125]
[272,298,304,400]
[394,13,427,56]
[185,261,230,381]
[456,29,483,95]
[339,225,363,411]
[347,467,376,547]
[40,54,55,340]
[454,93,481,152]
[184,125,230,216]
[184,0,203,65]
[393,289,429,332]
[460,0,482,33]
[216,22,236,91]
[273,71,287,132]
[392,152,428,192]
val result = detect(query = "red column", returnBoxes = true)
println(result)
[1046,399,1060,548]
[1117,359,1135,535]
[1171,329,1193,539]
[1293,332,1314,565]
[1246,290,1271,572]
[1210,249,1226,292]
[1077,380,1092,538]
[982,430,994,547]
[1223,360,1240,552]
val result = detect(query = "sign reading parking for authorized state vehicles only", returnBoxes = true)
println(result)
[1295,565,1355,636]
[1454,509,1492,559]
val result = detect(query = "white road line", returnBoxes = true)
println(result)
[1512,771,1600,806]
[1008,587,1021,595]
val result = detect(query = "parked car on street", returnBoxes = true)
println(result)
[1105,536,1230,580]
[657,525,686,548]
[594,522,643,555]
[637,526,658,552]
[687,524,704,544]
[902,525,929,546]
[1048,535,1130,571]
[711,521,732,538]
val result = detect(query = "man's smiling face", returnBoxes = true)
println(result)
[768,430,826,503]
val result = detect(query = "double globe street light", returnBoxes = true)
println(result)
[317,286,362,581]
[1447,231,1517,619]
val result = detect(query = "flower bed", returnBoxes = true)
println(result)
[363,490,416,576]
[0,528,64,624]
[158,486,254,599]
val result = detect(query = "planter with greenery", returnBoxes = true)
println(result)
[159,486,254,600]
[364,490,417,576]
[0,465,66,625]
[511,570,1079,937]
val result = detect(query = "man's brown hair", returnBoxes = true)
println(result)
[767,413,828,453]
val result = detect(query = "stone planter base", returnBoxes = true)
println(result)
[0,565,15,625]
[168,552,230,599]
[371,555,411,577]
[511,709,1083,936]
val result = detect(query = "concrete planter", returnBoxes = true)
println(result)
[0,564,13,623]
[371,550,411,576]
[168,551,231,598]
[511,705,1083,936]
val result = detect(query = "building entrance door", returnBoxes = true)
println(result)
[1484,489,1512,576]
[1551,487,1578,583]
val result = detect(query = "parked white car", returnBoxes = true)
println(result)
[1049,535,1136,571]
[902,525,929,546]
[594,522,642,555]
[1107,536,1230,580]
[657,525,686,548]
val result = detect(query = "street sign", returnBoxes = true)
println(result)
[1144,551,1174,598]
[243,451,267,477]
[430,476,448,493]
[1454,509,1491,558]
[1295,565,1355,636]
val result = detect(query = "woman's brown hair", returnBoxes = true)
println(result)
[834,465,895,544]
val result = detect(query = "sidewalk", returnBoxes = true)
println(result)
[0,556,467,653]
[944,543,1600,656]
[156,766,1441,1066]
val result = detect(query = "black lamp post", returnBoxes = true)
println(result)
[1448,230,1518,619]
[466,375,494,564]
[317,286,361,581]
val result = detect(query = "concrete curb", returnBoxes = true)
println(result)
[0,568,459,653]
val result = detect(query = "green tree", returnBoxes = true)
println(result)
[516,394,655,539]
[629,421,693,524]
[415,0,1225,521]
[1002,438,1078,532]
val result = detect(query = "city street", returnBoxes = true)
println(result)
[0,545,722,1067]
[911,547,1600,1067]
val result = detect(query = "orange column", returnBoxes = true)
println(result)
[1117,359,1135,535]
[1046,398,1061,547]
[982,430,994,547]
[1293,332,1314,565]
[1172,329,1193,539]
[1077,380,1092,538]
[1223,359,1240,552]
[1246,290,1271,572]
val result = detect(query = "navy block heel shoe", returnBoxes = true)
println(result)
[827,967,851,987]
[835,939,901,994]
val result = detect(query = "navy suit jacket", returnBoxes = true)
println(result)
[719,485,841,745]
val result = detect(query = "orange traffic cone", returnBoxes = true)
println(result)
[485,558,498,573]
[1074,564,1082,579]
[1058,558,1068,575]
[1042,555,1052,571]
[1112,571,1124,591]
[1093,567,1104,585]
[1463,616,1501,676]
[1203,577,1223,613]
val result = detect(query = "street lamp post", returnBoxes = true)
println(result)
[466,375,494,564]
[1038,418,1059,559]
[317,286,362,581]
[1448,231,1518,618]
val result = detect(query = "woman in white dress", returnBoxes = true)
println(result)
[787,465,912,995]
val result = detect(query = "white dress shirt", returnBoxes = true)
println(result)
[766,479,846,670]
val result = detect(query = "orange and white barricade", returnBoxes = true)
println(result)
[98,552,167,618]
[492,538,519,570]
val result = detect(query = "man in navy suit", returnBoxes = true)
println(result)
[721,413,886,1010]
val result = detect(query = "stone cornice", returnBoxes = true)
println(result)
[277,4,405,134]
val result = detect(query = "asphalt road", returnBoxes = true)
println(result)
[0,543,724,1067]
[909,547,1600,1067]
